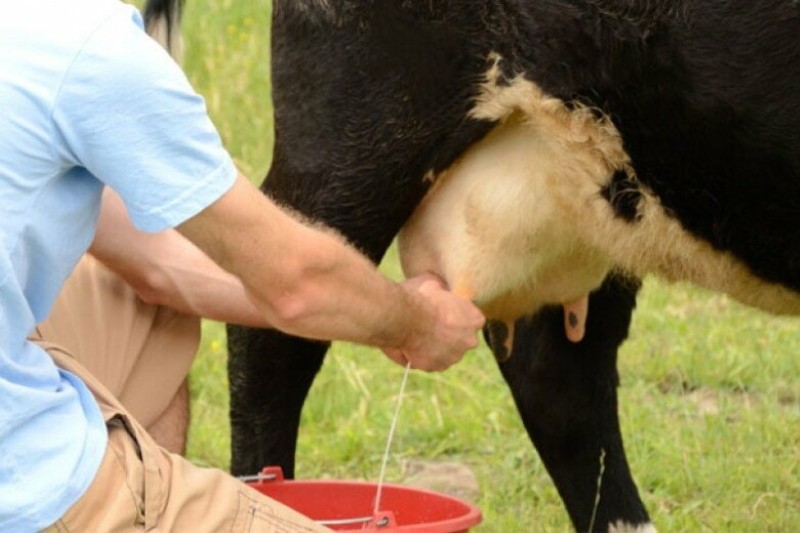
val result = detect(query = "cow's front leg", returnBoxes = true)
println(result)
[492,275,651,532]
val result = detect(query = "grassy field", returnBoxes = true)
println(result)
[167,1,799,530]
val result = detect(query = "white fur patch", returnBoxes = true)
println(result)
[608,521,658,533]
[398,54,800,320]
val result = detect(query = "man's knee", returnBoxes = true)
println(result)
[146,378,190,455]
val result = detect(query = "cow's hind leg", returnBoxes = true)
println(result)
[227,326,327,477]
[226,139,435,477]
[226,231,405,477]
[492,275,651,531]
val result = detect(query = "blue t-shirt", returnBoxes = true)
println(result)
[0,1,237,530]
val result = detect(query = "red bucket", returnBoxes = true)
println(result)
[246,466,482,532]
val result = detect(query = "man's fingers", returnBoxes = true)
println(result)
[563,296,589,343]
[391,274,486,372]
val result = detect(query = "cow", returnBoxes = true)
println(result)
[145,1,799,531]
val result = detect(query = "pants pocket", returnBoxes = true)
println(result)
[230,488,325,532]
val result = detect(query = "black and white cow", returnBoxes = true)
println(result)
[146,1,799,531]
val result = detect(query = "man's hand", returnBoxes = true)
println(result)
[383,273,485,371]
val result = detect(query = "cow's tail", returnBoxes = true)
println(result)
[143,0,185,61]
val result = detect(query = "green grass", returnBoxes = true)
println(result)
[167,1,800,530]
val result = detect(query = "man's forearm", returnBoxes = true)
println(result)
[90,188,269,327]
[177,175,424,347]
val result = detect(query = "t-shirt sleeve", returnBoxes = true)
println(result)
[51,4,237,233]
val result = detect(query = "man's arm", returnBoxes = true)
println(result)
[89,188,269,327]
[178,174,486,371]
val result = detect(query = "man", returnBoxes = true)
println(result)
[0,1,485,531]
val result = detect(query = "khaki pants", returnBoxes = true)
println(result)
[33,256,327,532]
[33,254,199,432]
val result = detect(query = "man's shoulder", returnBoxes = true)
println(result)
[2,1,139,61]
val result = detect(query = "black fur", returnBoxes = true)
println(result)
[602,170,644,222]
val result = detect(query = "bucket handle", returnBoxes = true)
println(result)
[240,468,398,529]
[238,465,284,484]
[370,511,398,529]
